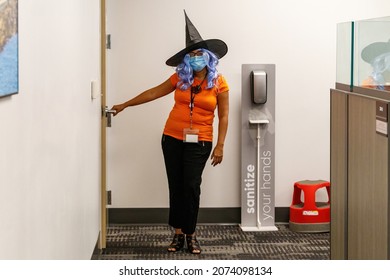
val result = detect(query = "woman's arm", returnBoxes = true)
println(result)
[111,78,175,116]
[211,90,229,166]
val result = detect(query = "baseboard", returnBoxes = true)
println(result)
[275,207,290,223]
[108,207,290,225]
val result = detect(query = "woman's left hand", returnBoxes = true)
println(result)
[211,144,224,166]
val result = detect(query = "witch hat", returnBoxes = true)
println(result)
[166,10,228,66]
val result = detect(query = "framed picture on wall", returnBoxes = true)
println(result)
[0,0,18,98]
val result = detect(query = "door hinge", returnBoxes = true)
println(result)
[107,190,112,205]
[106,34,111,49]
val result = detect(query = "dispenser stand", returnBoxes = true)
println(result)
[240,64,277,232]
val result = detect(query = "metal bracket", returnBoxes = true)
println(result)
[106,34,111,49]
[107,190,112,205]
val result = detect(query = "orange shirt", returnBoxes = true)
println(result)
[163,73,229,142]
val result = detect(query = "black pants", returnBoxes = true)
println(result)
[161,134,212,234]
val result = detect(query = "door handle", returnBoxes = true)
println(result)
[104,106,116,127]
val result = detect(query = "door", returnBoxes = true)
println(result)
[103,0,172,221]
[100,0,108,249]
[100,0,118,249]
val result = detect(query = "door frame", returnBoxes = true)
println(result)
[100,0,107,249]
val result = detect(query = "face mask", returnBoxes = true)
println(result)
[189,56,207,72]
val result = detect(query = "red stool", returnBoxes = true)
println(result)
[289,180,330,233]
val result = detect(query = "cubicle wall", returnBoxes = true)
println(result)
[330,87,390,259]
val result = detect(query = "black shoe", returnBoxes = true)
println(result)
[167,234,185,252]
[186,235,201,254]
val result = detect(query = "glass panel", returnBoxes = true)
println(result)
[354,16,390,91]
[336,22,353,87]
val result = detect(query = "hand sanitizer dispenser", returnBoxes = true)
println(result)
[251,70,267,104]
[241,64,276,232]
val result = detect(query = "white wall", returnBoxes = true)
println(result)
[0,0,101,259]
[107,0,390,208]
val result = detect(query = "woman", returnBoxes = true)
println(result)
[111,11,229,254]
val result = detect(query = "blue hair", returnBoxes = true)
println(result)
[176,48,219,90]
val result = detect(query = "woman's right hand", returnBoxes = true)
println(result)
[111,104,125,116]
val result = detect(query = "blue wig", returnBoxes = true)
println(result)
[176,48,219,90]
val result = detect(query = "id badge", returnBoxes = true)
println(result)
[183,128,199,143]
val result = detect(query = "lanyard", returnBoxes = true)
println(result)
[189,78,205,129]
[189,88,196,129]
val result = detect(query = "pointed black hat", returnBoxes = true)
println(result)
[166,10,228,66]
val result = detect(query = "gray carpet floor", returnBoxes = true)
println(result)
[98,224,330,260]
